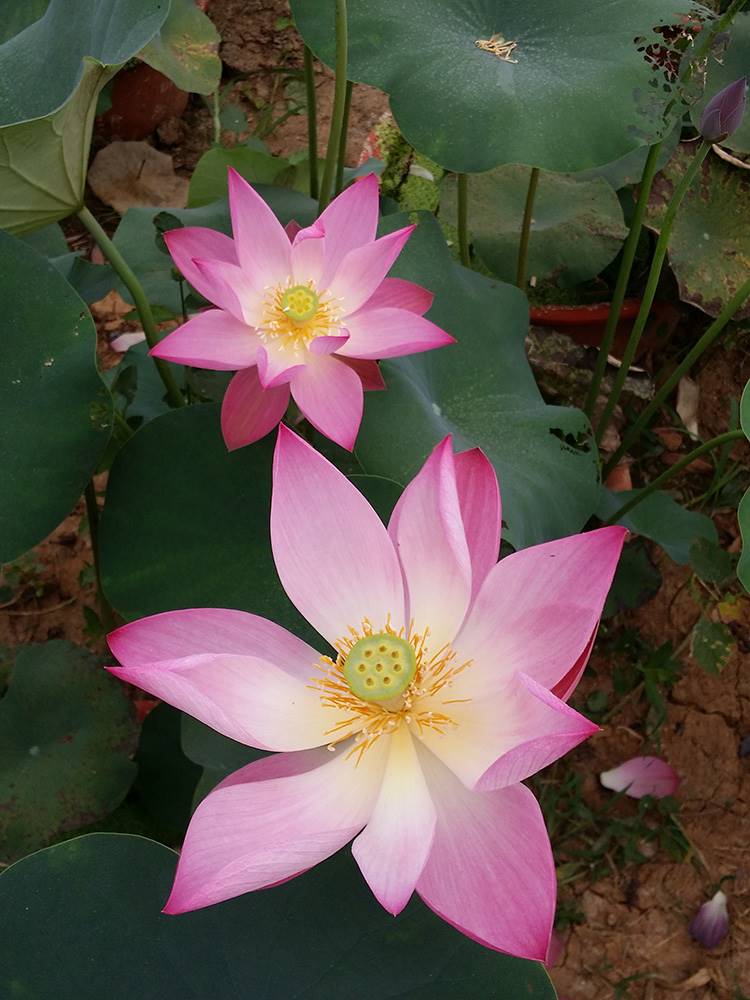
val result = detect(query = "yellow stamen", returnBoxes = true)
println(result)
[309,618,472,765]
[257,278,342,357]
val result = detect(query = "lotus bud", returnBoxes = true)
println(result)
[600,755,680,799]
[689,890,729,949]
[699,77,747,142]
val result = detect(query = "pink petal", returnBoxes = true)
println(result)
[290,354,363,452]
[336,307,455,360]
[108,608,320,680]
[358,276,434,315]
[454,526,627,698]
[352,726,436,915]
[256,343,306,388]
[109,652,340,752]
[388,437,472,650]
[689,890,729,949]
[318,173,380,287]
[193,257,264,325]
[149,309,259,371]
[291,227,326,286]
[271,426,405,646]
[339,357,386,392]
[600,756,680,799]
[416,746,555,961]
[221,367,290,451]
[111,331,146,352]
[284,220,302,241]
[419,671,597,790]
[454,448,501,600]
[227,168,291,286]
[164,227,238,303]
[328,226,416,316]
[308,334,350,356]
[163,742,386,913]
[551,629,596,703]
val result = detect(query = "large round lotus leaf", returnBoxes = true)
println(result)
[291,0,710,173]
[0,643,137,862]
[0,229,112,562]
[440,168,626,286]
[99,404,320,647]
[0,834,557,999]
[646,144,750,320]
[356,214,600,549]
[140,0,221,95]
[0,0,169,234]
[691,13,750,155]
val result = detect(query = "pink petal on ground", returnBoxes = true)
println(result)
[221,367,290,450]
[163,742,387,913]
[271,426,405,645]
[339,357,386,391]
[192,257,264,325]
[110,331,146,352]
[328,226,415,316]
[600,756,680,799]
[419,670,597,790]
[256,343,306,388]
[227,167,291,285]
[454,448,501,600]
[318,173,380,286]
[454,526,627,698]
[290,354,363,452]
[164,227,237,302]
[108,608,321,681]
[109,652,342,752]
[335,307,455,360]
[149,309,259,370]
[352,726,436,915]
[358,276,434,315]
[388,437,472,649]
[415,745,555,961]
[689,890,730,949]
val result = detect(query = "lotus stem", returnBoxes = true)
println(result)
[303,45,319,200]
[457,173,470,267]
[318,0,348,211]
[84,481,116,633]
[516,166,540,288]
[594,139,711,445]
[602,429,744,525]
[583,142,662,419]
[604,274,750,475]
[334,81,353,196]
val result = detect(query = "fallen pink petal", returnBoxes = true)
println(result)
[108,427,625,961]
[150,171,454,451]
[689,890,729,949]
[599,756,680,799]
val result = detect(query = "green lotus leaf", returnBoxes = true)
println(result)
[140,0,221,95]
[440,167,626,286]
[646,143,750,320]
[0,0,169,234]
[291,0,711,173]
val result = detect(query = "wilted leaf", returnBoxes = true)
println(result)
[88,142,189,214]
[690,616,734,674]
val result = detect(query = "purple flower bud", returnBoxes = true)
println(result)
[700,77,747,142]
[689,890,729,949]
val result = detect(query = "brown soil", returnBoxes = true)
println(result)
[3,2,749,998]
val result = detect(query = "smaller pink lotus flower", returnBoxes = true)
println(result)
[689,890,729,949]
[107,429,625,960]
[600,756,680,799]
[151,170,454,451]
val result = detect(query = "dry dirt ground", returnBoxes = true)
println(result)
[2,2,749,998]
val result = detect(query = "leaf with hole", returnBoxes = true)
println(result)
[139,0,221,95]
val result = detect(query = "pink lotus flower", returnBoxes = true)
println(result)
[600,756,680,799]
[151,171,454,450]
[107,428,625,960]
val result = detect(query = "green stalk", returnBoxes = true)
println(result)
[583,142,662,418]
[604,274,750,475]
[516,166,540,288]
[317,0,348,212]
[457,173,470,267]
[594,140,711,445]
[211,88,222,146]
[78,206,184,408]
[303,45,319,200]
[84,481,116,633]
[334,81,353,196]
[602,429,744,525]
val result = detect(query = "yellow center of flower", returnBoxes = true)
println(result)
[311,618,472,765]
[257,278,342,356]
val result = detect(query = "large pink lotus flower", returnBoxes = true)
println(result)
[107,428,625,960]
[151,171,454,450]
